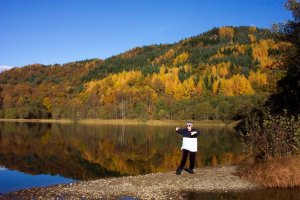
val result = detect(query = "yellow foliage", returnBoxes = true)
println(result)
[151,75,165,93]
[164,48,175,60]
[248,34,256,42]
[173,82,185,100]
[82,63,254,105]
[249,70,268,87]
[41,130,51,144]
[153,48,175,64]
[208,62,230,78]
[210,51,225,60]
[215,45,247,59]
[196,79,204,95]
[182,77,196,98]
[152,67,181,98]
[211,66,218,77]
[252,39,277,68]
[219,27,234,40]
[235,44,247,55]
[219,75,254,96]
[212,79,219,94]
[159,65,166,74]
[85,80,100,93]
[101,88,116,104]
[43,97,52,112]
[219,79,234,96]
[173,52,189,66]
[183,64,191,73]
[217,62,229,78]
[231,74,254,95]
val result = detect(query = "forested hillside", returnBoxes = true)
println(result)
[0,26,288,120]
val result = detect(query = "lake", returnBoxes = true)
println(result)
[0,121,244,193]
[184,188,300,200]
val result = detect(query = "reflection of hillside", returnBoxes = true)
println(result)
[0,152,120,180]
[0,122,245,180]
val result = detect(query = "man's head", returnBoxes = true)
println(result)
[186,122,193,130]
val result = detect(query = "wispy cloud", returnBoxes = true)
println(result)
[0,65,13,72]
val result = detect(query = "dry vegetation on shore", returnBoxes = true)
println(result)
[238,155,300,188]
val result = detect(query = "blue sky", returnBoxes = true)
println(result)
[0,0,292,67]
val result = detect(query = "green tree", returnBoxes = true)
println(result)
[133,102,148,120]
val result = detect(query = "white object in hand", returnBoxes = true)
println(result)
[190,131,197,135]
[176,127,180,131]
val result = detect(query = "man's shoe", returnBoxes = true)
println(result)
[184,168,195,174]
[176,169,182,175]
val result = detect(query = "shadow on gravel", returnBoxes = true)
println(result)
[183,188,300,200]
[119,197,140,200]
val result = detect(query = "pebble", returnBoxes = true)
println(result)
[2,166,259,200]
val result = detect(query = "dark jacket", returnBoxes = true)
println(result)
[176,128,200,138]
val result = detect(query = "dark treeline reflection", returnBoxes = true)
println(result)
[0,122,244,180]
[185,188,300,200]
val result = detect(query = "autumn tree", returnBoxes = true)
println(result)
[173,52,189,66]
[219,27,234,42]
[248,70,268,88]
[252,39,277,68]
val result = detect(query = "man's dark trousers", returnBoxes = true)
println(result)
[177,149,196,170]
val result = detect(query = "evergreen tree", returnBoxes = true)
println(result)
[267,0,300,115]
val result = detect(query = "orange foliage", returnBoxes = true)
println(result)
[249,70,268,87]
[252,39,278,68]
[219,27,234,40]
[219,79,234,96]
[196,79,205,95]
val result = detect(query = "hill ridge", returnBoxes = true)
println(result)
[0,26,286,120]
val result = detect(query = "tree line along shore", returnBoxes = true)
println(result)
[0,118,238,127]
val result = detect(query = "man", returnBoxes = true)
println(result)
[175,122,200,175]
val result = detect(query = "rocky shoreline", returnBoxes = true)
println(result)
[2,166,259,200]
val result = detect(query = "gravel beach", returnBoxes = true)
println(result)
[2,166,259,200]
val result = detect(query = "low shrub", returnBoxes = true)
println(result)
[242,110,300,160]
[238,155,300,187]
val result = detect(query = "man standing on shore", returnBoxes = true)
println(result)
[175,122,200,175]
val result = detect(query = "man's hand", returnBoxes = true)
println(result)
[191,131,197,135]
[176,127,180,131]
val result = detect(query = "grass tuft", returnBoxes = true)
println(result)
[238,155,300,187]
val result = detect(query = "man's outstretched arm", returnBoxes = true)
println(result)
[176,127,185,135]
[190,129,200,136]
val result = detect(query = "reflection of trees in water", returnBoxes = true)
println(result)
[198,126,245,166]
[186,188,300,200]
[0,122,245,180]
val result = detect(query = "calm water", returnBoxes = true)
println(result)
[0,122,244,193]
[0,167,74,194]
[184,188,300,200]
